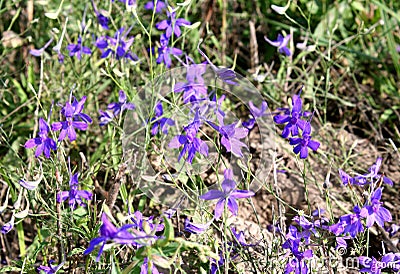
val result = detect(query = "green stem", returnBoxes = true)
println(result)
[16,221,26,257]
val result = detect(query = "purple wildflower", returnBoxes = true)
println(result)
[56,173,92,210]
[289,122,320,159]
[274,93,308,138]
[24,118,57,158]
[66,36,91,60]
[99,90,135,126]
[330,205,364,238]
[156,12,190,38]
[84,213,155,262]
[199,169,254,219]
[144,0,166,13]
[360,188,392,228]
[52,96,92,141]
[358,253,398,274]
[1,215,14,234]
[37,260,63,274]
[184,218,213,234]
[264,33,291,56]
[130,211,164,233]
[168,113,208,163]
[99,110,114,126]
[209,120,249,158]
[364,158,393,186]
[242,101,268,129]
[30,38,54,56]
[98,28,138,61]
[150,102,175,135]
[140,258,160,274]
[156,34,182,68]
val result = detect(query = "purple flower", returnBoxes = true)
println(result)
[231,227,252,246]
[289,123,320,159]
[1,215,14,234]
[364,158,393,186]
[99,90,135,126]
[330,205,364,238]
[209,120,248,158]
[242,101,268,129]
[30,38,54,56]
[56,173,92,210]
[84,213,155,262]
[150,102,175,135]
[52,96,92,141]
[144,0,166,13]
[66,36,92,60]
[386,223,400,237]
[107,90,135,115]
[274,93,308,138]
[140,258,160,274]
[156,34,182,68]
[98,28,138,61]
[37,260,63,274]
[173,79,208,104]
[156,12,190,38]
[184,218,213,234]
[199,169,254,219]
[265,33,291,56]
[130,211,164,233]
[360,188,392,228]
[24,118,57,158]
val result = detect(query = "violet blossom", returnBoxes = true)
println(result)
[56,173,92,210]
[289,122,320,159]
[156,12,190,38]
[156,34,182,68]
[265,33,291,56]
[66,36,92,60]
[360,188,392,228]
[24,118,57,158]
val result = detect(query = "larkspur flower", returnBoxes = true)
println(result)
[363,157,393,186]
[24,118,57,158]
[273,93,309,138]
[242,100,268,129]
[84,213,155,262]
[140,257,160,274]
[209,120,249,158]
[231,227,253,246]
[168,112,208,163]
[330,205,364,238]
[66,36,91,60]
[360,188,392,228]
[156,34,182,68]
[1,215,14,234]
[156,12,190,38]
[358,253,398,274]
[184,218,213,234]
[144,0,166,13]
[92,0,109,29]
[130,210,164,233]
[98,110,114,126]
[265,33,291,56]
[52,96,92,141]
[37,260,64,274]
[57,173,92,210]
[150,102,175,135]
[199,169,254,219]
[97,28,138,61]
[289,122,320,159]
[30,38,54,56]
[99,90,135,126]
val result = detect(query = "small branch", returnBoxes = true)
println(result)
[106,163,127,210]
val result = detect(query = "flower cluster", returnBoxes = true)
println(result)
[99,90,135,126]
[273,92,320,159]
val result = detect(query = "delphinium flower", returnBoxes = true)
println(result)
[289,122,320,159]
[96,28,138,61]
[99,90,135,126]
[66,36,92,60]
[184,218,213,234]
[144,0,166,13]
[264,33,291,56]
[386,223,400,237]
[92,0,109,30]
[140,257,160,274]
[37,260,64,274]
[363,157,394,186]
[173,64,208,103]
[199,169,254,219]
[273,93,309,138]
[30,38,54,56]
[360,187,392,228]
[282,225,314,274]
[156,34,183,68]
[242,100,268,129]
[156,12,190,38]
[57,172,92,210]
[24,118,57,158]
[208,120,249,158]
[168,111,208,163]
[130,210,164,233]
[1,215,14,234]
[84,213,156,262]
[52,96,92,142]
[150,101,175,135]
[329,205,364,238]
[231,227,253,246]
